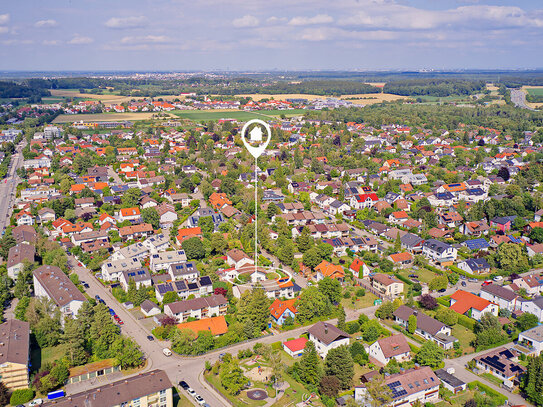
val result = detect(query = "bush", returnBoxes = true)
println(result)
[355,288,366,297]
[346,321,360,334]
[467,381,507,405]
[10,389,35,405]
[457,313,476,330]
[343,291,351,299]
[394,273,413,286]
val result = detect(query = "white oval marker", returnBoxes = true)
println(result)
[241,119,272,159]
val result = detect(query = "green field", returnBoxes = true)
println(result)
[526,88,543,96]
[171,109,307,121]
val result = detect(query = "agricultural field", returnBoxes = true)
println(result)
[53,112,175,123]
[236,92,407,105]
[524,87,543,96]
[171,109,307,121]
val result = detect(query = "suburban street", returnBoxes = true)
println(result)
[0,141,24,232]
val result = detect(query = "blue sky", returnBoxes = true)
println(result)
[0,0,542,71]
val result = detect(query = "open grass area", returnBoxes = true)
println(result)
[436,390,476,407]
[480,372,503,386]
[526,87,543,96]
[53,112,174,123]
[452,324,476,354]
[171,109,307,121]
[397,267,438,284]
[205,372,268,407]
[342,292,379,310]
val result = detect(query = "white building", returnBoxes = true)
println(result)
[150,250,187,272]
[307,321,350,358]
[101,258,142,281]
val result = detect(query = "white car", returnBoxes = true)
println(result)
[187,388,196,397]
[493,276,503,282]
[29,400,43,406]
[195,395,206,405]
[162,348,172,356]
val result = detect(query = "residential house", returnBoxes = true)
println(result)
[156,202,177,228]
[388,252,413,268]
[37,207,56,223]
[307,321,350,358]
[518,325,543,355]
[7,243,35,279]
[490,216,516,232]
[0,320,30,390]
[450,290,498,321]
[140,300,161,317]
[226,249,254,269]
[480,283,521,312]
[394,306,457,350]
[460,220,490,236]
[355,367,440,407]
[101,258,142,281]
[154,276,213,303]
[33,265,86,320]
[401,233,424,253]
[176,315,228,337]
[119,223,154,240]
[41,369,173,407]
[165,295,228,323]
[117,207,142,223]
[168,262,199,282]
[176,227,202,245]
[369,273,404,299]
[368,334,411,365]
[188,208,224,230]
[422,239,457,263]
[111,242,149,261]
[457,258,491,274]
[520,297,543,322]
[150,250,187,272]
[434,369,467,394]
[270,298,298,325]
[349,258,370,278]
[315,260,345,282]
[119,268,152,290]
[474,347,525,383]
[512,274,543,296]
[142,234,169,254]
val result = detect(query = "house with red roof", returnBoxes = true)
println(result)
[270,298,298,326]
[117,207,141,222]
[450,290,498,321]
[282,337,308,357]
[349,258,370,278]
[315,260,345,282]
[350,193,379,209]
[388,252,414,267]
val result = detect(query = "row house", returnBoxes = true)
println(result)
[164,294,228,323]
[154,276,213,302]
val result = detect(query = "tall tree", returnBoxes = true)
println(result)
[318,277,342,304]
[337,306,346,332]
[299,340,322,386]
[324,345,354,389]
[415,341,444,368]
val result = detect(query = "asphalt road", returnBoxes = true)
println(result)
[510,88,534,110]
[0,142,25,233]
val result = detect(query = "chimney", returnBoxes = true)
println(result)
[324,323,328,334]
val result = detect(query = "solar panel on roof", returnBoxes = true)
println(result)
[188,283,198,289]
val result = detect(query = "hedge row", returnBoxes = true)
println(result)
[436,296,450,307]
[457,313,476,330]
[467,381,507,405]
[425,264,444,275]
[449,265,485,281]
[394,273,414,286]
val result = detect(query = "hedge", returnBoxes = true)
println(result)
[449,265,485,281]
[10,389,35,405]
[408,343,420,353]
[425,264,444,275]
[457,313,476,330]
[394,273,413,286]
[467,381,507,405]
[436,296,450,307]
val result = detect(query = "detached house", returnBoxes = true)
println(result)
[450,290,498,321]
[117,207,142,223]
[368,334,411,365]
[480,283,521,312]
[315,260,345,282]
[394,306,457,349]
[422,239,457,263]
[369,273,404,299]
[349,258,370,278]
[164,294,228,323]
[270,298,298,325]
[308,321,350,358]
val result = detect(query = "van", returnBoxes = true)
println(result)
[163,348,172,357]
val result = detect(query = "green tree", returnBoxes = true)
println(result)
[317,242,334,261]
[350,342,369,366]
[121,188,141,208]
[112,337,144,368]
[302,247,322,269]
[296,227,313,253]
[521,353,543,406]
[141,207,160,229]
[324,345,354,389]
[296,286,331,322]
[267,203,279,219]
[415,341,444,368]
[375,301,399,320]
[319,375,341,398]
[236,284,271,333]
[220,359,249,395]
[337,306,346,332]
[435,308,458,326]
[162,291,180,305]
[299,340,322,386]
[408,315,417,334]
[516,313,539,332]
[210,233,228,254]
[497,243,529,273]
[182,237,205,259]
[62,317,88,366]
[361,319,384,342]
[428,275,448,291]
[364,373,393,407]
[0,382,10,406]
[198,216,215,236]
[318,277,342,304]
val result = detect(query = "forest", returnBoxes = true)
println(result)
[0,81,50,101]
[382,79,487,97]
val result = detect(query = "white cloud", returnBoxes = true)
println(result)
[35,19,58,28]
[0,14,9,25]
[299,27,398,42]
[289,14,333,26]
[233,15,259,28]
[105,16,147,29]
[120,35,172,44]
[42,40,60,46]
[267,16,287,24]
[69,35,94,45]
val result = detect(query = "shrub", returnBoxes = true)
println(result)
[10,389,35,405]
[457,313,476,330]
[343,291,351,299]
[346,321,360,334]
[355,288,366,297]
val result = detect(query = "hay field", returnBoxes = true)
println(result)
[50,89,187,104]
[521,86,543,109]
[53,112,174,123]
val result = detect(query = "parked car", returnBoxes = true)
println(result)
[468,278,478,282]
[95,295,101,301]
[460,275,466,280]
[438,288,447,293]
[195,395,206,405]
[108,308,116,315]
[163,348,172,357]
[29,400,43,406]
[179,380,190,390]
[481,280,492,287]
[461,281,467,287]
[147,335,154,341]
[493,276,503,282]
[187,388,196,397]
[82,283,90,289]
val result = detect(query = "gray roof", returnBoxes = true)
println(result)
[166,294,227,314]
[435,369,465,388]
[7,243,35,269]
[400,233,423,247]
[0,319,30,366]
[393,305,446,336]
[140,299,160,313]
[423,238,452,254]
[481,283,518,302]
[33,265,86,307]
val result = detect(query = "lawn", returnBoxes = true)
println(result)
[397,267,439,284]
[53,112,174,123]
[480,372,503,386]
[341,292,379,310]
[30,344,65,372]
[436,390,476,407]
[205,372,268,407]
[452,325,476,354]
[171,109,307,121]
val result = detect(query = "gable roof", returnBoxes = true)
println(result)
[283,337,308,353]
[315,260,345,279]
[481,283,518,302]
[308,321,349,345]
[393,305,446,336]
[450,290,493,314]
[270,298,298,319]
[376,334,410,358]
[176,315,228,336]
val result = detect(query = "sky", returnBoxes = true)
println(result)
[0,0,542,71]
